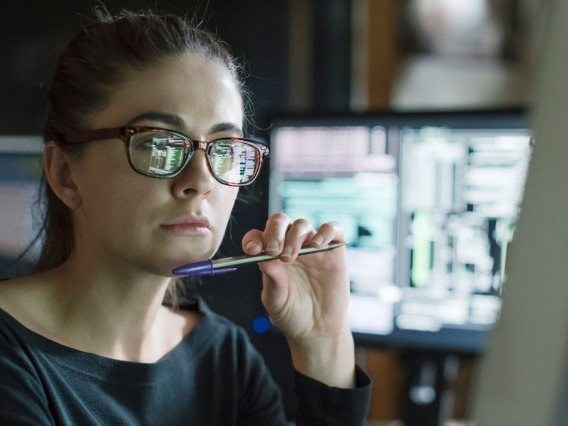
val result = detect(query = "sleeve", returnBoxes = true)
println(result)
[0,338,56,426]
[294,365,372,426]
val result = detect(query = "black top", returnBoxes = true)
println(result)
[0,298,371,425]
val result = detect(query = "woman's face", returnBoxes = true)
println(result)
[68,54,244,276]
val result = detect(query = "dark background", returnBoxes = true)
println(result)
[0,0,291,134]
[0,0,354,134]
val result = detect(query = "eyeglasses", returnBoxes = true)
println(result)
[58,126,270,186]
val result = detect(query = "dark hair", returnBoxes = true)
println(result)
[33,8,250,296]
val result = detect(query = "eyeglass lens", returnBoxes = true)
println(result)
[128,130,260,184]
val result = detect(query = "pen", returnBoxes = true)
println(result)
[172,241,347,276]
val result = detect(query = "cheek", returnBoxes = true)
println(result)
[76,144,139,197]
[73,155,154,230]
[79,180,149,234]
[210,187,239,232]
[219,187,239,213]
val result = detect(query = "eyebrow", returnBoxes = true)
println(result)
[126,111,244,137]
[209,122,244,137]
[127,111,184,128]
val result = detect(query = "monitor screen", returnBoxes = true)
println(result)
[0,136,43,277]
[268,110,532,352]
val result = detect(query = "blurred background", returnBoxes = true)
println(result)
[0,1,551,425]
[0,0,544,134]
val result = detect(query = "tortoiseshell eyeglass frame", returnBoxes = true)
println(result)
[57,126,270,186]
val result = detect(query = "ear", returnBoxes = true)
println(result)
[43,142,83,209]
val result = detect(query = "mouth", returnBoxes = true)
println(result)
[161,215,212,236]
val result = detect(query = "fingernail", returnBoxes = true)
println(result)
[245,240,258,252]
[266,239,279,252]
[312,236,324,246]
[281,246,292,258]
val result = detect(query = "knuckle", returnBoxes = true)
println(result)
[270,212,290,223]
[292,217,311,227]
[320,221,337,231]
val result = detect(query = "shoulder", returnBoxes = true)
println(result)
[0,276,41,323]
[0,274,55,336]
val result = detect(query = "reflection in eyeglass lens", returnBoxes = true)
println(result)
[209,141,259,184]
[241,147,259,182]
[131,132,187,176]
[129,132,261,183]
[210,142,239,182]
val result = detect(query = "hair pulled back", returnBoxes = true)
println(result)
[35,8,248,273]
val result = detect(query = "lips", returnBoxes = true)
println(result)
[161,214,212,235]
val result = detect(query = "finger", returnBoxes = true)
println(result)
[242,228,265,255]
[311,221,345,247]
[279,218,316,262]
[262,212,292,256]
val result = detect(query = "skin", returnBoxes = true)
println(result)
[0,53,355,387]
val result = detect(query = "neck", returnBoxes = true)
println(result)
[40,255,179,362]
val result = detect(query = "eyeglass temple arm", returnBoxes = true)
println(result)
[258,144,270,158]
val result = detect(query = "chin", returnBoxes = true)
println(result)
[154,243,219,271]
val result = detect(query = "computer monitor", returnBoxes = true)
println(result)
[0,136,43,277]
[268,109,532,353]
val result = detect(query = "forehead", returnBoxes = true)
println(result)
[89,53,244,131]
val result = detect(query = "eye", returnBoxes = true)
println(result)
[149,137,168,149]
[211,143,234,157]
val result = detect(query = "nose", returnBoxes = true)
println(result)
[171,149,215,198]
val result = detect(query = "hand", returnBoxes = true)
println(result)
[242,212,349,340]
[242,213,356,387]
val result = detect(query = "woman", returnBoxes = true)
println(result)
[0,8,371,425]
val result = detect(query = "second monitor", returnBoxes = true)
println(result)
[268,109,532,351]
